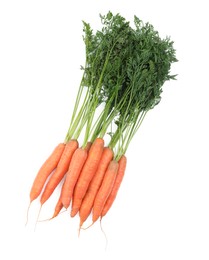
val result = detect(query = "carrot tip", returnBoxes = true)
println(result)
[38,208,67,222]
[80,221,95,230]
[55,208,67,217]
[37,217,54,222]
[78,226,81,238]
[79,219,84,228]
[100,218,108,251]
[63,204,69,210]
[25,201,32,227]
[78,219,85,237]
[70,208,78,217]
[34,205,42,232]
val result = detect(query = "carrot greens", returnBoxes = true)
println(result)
[107,16,177,160]
[66,12,177,160]
[64,12,132,146]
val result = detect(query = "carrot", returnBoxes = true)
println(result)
[92,160,118,223]
[79,147,113,227]
[101,155,127,218]
[37,197,64,222]
[40,139,78,205]
[51,197,63,219]
[70,138,104,217]
[29,143,65,203]
[60,147,88,209]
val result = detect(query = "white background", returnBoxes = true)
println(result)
[0,0,209,259]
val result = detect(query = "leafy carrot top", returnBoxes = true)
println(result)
[64,11,177,159]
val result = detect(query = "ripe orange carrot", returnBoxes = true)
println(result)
[29,143,65,203]
[51,197,63,219]
[79,147,113,227]
[36,197,64,223]
[40,139,78,205]
[101,155,127,218]
[60,147,88,209]
[71,138,104,217]
[92,160,118,223]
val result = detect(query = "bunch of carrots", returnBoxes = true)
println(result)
[28,12,177,231]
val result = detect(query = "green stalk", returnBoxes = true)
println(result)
[90,88,118,141]
[118,111,146,160]
[89,105,111,142]
[82,50,112,147]
[64,86,90,142]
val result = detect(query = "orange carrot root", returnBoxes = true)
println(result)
[30,143,66,203]
[61,147,88,209]
[79,147,113,226]
[101,155,127,218]
[40,140,78,205]
[92,160,118,223]
[71,138,104,217]
[38,209,67,222]
[38,196,65,222]
[52,197,64,218]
